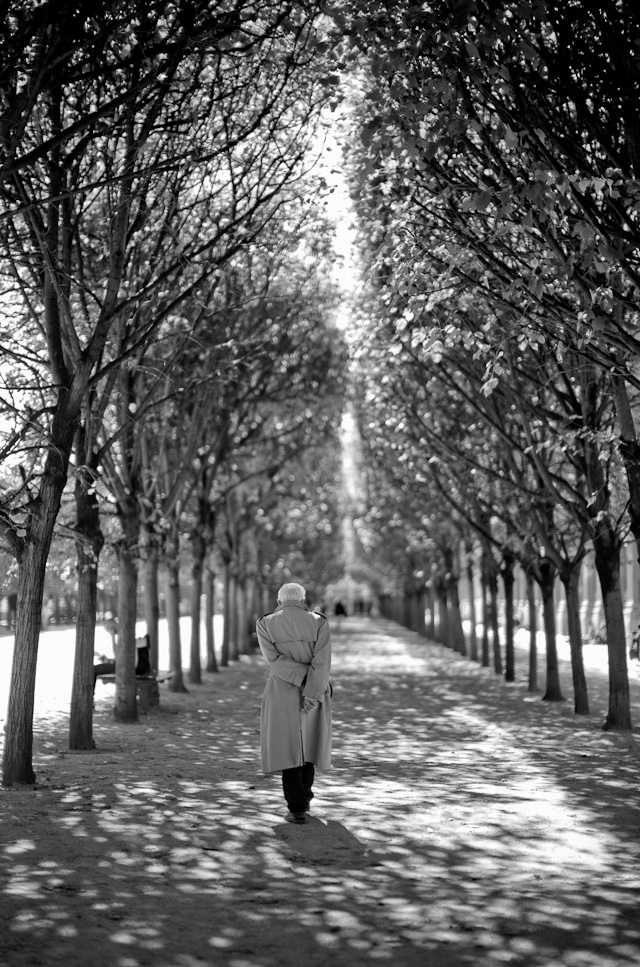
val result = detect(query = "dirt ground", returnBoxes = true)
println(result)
[2,615,640,967]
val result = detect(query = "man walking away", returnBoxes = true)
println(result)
[256,583,332,824]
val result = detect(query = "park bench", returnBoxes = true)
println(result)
[95,671,174,710]
[93,634,173,710]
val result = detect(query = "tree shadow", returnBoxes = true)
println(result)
[1,619,640,967]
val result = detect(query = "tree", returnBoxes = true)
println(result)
[333,3,636,726]
[0,0,340,783]
[334,0,640,560]
[348,252,628,713]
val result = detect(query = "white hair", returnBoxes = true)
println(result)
[277,583,306,603]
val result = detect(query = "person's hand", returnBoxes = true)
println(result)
[302,697,318,713]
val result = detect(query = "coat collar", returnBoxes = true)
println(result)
[276,600,308,612]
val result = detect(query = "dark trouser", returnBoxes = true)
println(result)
[282,762,315,814]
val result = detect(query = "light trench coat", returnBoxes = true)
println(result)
[256,600,332,774]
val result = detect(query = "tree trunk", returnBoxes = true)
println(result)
[188,527,206,684]
[427,580,436,638]
[410,584,421,633]
[525,568,538,693]
[245,570,258,644]
[582,363,631,728]
[560,564,589,715]
[237,577,249,655]
[538,560,564,702]
[487,564,502,675]
[242,529,259,645]
[141,525,161,672]
[3,548,49,785]
[435,577,449,645]
[442,543,466,654]
[228,568,239,661]
[165,527,186,693]
[415,584,427,637]
[112,486,142,723]
[448,575,467,655]
[480,566,490,668]
[69,458,104,750]
[502,551,515,683]
[221,562,230,666]
[70,542,98,749]
[204,564,219,673]
[115,538,139,723]
[610,373,640,566]
[2,408,75,785]
[593,525,632,730]
[466,550,479,661]
[2,543,53,785]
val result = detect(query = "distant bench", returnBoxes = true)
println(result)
[95,672,174,710]
[94,635,174,710]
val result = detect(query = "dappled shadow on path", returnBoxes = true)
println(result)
[323,617,640,966]
[1,617,640,967]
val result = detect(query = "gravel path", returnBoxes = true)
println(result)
[1,616,639,967]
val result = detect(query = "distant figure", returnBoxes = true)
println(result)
[93,633,151,695]
[104,613,118,650]
[135,634,151,675]
[256,582,332,824]
[334,599,347,630]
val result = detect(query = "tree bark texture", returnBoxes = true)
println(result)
[70,542,99,749]
[560,565,589,715]
[142,530,161,673]
[165,536,185,693]
[610,373,640,567]
[593,527,632,730]
[221,564,230,666]
[538,561,564,702]
[415,585,427,637]
[448,576,467,655]
[442,544,466,654]
[581,361,631,727]
[435,577,449,645]
[487,566,502,676]
[480,568,490,667]
[227,569,239,661]
[427,581,436,639]
[115,544,139,723]
[526,569,538,693]
[502,552,516,683]
[69,460,105,750]
[188,527,205,684]
[113,490,141,723]
[2,403,75,785]
[237,578,249,655]
[2,539,51,785]
[466,553,479,661]
[205,565,218,673]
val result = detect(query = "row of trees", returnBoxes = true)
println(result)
[0,1,348,785]
[337,1,640,731]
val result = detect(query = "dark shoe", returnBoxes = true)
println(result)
[285,811,306,824]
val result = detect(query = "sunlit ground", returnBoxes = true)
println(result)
[1,616,640,967]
